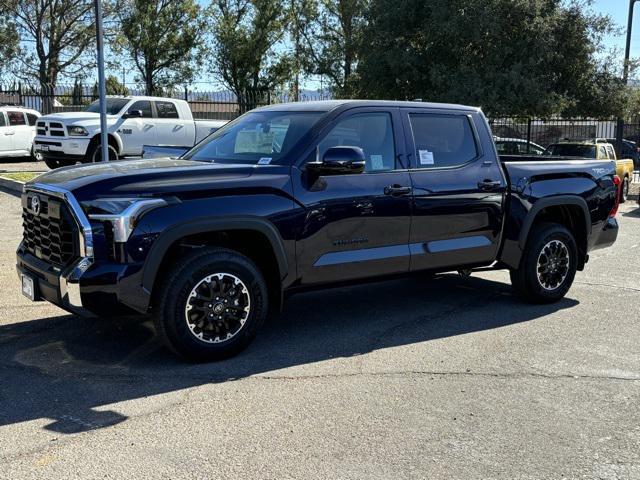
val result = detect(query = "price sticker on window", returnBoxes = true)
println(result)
[418,150,434,165]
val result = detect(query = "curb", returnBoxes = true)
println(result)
[0,177,25,194]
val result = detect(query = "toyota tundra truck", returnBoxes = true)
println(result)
[34,96,227,169]
[17,100,621,361]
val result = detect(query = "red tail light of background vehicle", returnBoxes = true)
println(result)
[610,175,621,218]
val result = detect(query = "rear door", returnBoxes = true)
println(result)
[401,108,507,271]
[7,111,31,153]
[153,100,188,146]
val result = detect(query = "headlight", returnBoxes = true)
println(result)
[82,198,168,242]
[68,125,89,136]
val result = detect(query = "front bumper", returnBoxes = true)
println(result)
[35,137,90,159]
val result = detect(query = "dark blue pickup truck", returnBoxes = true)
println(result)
[16,100,621,361]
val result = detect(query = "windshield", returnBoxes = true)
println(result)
[183,111,323,164]
[545,144,597,158]
[85,98,130,115]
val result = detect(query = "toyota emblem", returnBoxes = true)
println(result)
[31,195,41,215]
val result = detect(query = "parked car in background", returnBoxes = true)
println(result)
[0,105,41,160]
[34,96,227,169]
[494,137,545,155]
[606,138,640,169]
[17,100,620,361]
[544,139,635,202]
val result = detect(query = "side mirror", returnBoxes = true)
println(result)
[306,146,366,176]
[123,109,143,119]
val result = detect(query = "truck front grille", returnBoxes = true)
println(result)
[35,120,66,138]
[22,193,78,267]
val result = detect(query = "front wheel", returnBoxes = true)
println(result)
[85,142,118,163]
[154,247,268,362]
[510,223,578,304]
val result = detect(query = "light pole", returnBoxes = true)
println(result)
[616,0,638,154]
[94,0,108,162]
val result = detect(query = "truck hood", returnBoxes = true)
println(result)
[40,111,116,126]
[27,157,287,200]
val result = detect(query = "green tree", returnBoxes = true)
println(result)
[206,0,293,111]
[296,0,367,98]
[114,0,201,95]
[105,75,129,95]
[356,0,625,117]
[0,0,95,91]
[0,1,19,81]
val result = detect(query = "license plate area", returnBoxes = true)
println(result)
[37,145,50,152]
[21,274,35,301]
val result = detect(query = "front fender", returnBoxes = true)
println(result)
[140,216,289,294]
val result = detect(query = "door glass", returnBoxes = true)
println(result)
[127,101,152,118]
[155,101,179,119]
[598,146,607,159]
[26,113,39,126]
[408,113,477,168]
[605,145,615,159]
[7,111,26,126]
[0,113,6,127]
[317,112,396,172]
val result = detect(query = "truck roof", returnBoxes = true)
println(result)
[256,99,481,113]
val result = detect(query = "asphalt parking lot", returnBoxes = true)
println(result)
[0,187,638,479]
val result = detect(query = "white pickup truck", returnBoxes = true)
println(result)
[34,96,227,168]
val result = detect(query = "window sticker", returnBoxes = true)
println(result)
[258,157,272,165]
[418,149,434,165]
[370,154,383,170]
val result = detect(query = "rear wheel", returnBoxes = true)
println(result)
[154,247,268,362]
[620,176,629,204]
[510,223,577,304]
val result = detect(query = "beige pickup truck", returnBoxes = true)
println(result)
[544,139,635,202]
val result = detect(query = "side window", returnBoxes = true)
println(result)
[605,145,615,159]
[408,113,477,168]
[317,112,396,172]
[26,113,39,126]
[127,101,152,118]
[598,146,607,159]
[7,111,26,126]
[0,113,6,127]
[155,101,179,119]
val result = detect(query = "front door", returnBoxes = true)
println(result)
[292,107,413,285]
[401,108,506,271]
[119,100,156,155]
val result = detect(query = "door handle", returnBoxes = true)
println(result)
[384,184,412,196]
[4,131,15,135]
[477,180,501,191]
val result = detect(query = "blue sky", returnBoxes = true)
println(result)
[596,0,639,56]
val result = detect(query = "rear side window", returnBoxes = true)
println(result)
[0,113,6,127]
[598,146,607,159]
[7,111,26,126]
[26,113,39,126]
[408,113,477,168]
[155,101,179,119]
[605,145,615,159]
[127,100,153,118]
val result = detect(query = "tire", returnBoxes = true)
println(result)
[85,142,118,163]
[620,176,629,204]
[30,145,42,162]
[154,247,269,362]
[509,222,577,304]
[44,157,75,169]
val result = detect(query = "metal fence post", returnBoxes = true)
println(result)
[526,118,532,154]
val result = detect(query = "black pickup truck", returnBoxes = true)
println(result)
[16,100,621,361]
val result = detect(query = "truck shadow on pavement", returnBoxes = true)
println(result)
[0,273,578,434]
